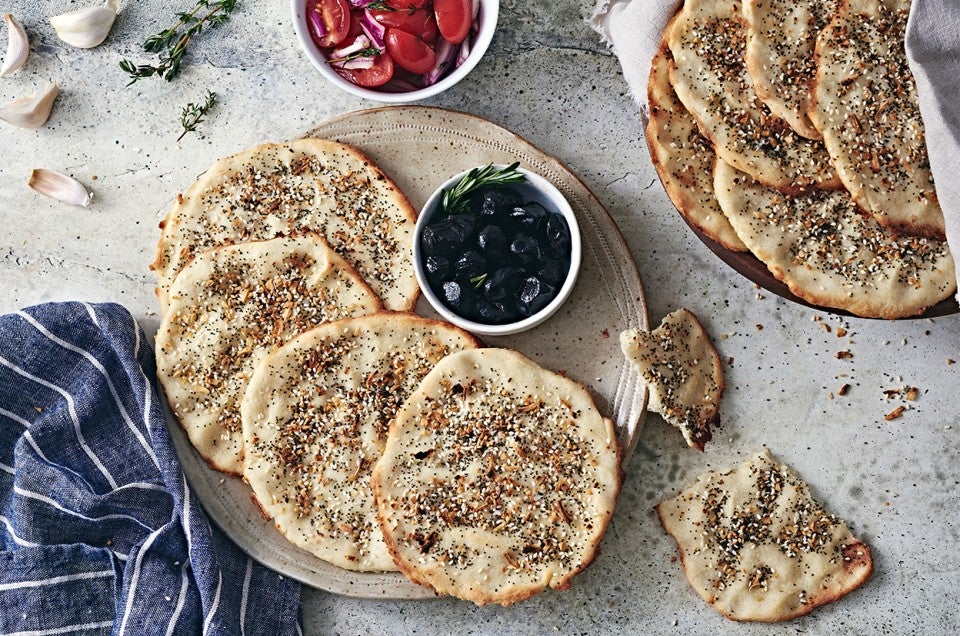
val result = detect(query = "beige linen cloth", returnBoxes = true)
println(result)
[590,0,960,301]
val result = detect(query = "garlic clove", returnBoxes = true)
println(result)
[28,169,93,207]
[50,0,119,49]
[1,13,29,77]
[0,82,58,128]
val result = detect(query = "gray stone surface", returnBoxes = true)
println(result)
[1,0,959,633]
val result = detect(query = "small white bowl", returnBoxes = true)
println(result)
[291,0,499,103]
[413,165,582,337]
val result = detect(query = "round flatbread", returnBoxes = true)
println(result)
[152,138,419,312]
[648,35,747,252]
[713,159,955,318]
[156,234,382,475]
[372,348,621,606]
[241,314,479,572]
[667,0,840,193]
[743,0,837,140]
[809,0,945,238]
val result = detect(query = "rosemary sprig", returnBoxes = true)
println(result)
[441,162,525,216]
[120,0,239,84]
[469,273,488,289]
[177,90,217,141]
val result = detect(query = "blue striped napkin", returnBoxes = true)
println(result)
[0,302,301,635]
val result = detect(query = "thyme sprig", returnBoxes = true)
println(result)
[120,0,239,84]
[177,90,217,141]
[328,47,382,66]
[441,162,525,216]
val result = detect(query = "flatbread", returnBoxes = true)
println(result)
[744,0,837,140]
[156,235,382,475]
[714,159,955,319]
[241,314,479,572]
[667,0,840,193]
[657,449,873,621]
[620,308,723,451]
[648,36,748,252]
[152,138,419,312]
[809,0,945,238]
[372,348,621,606]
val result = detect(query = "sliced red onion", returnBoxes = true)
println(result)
[422,38,457,86]
[348,0,375,7]
[340,57,375,69]
[330,34,371,59]
[307,3,327,41]
[361,9,386,49]
[456,36,471,67]
[385,79,420,92]
[470,0,480,19]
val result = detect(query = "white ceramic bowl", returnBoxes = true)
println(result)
[291,0,499,103]
[413,165,582,337]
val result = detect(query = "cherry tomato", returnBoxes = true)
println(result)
[434,0,471,44]
[385,28,437,74]
[388,0,430,8]
[370,7,437,42]
[308,0,350,48]
[335,52,395,87]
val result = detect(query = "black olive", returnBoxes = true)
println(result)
[448,213,476,238]
[455,250,487,279]
[538,258,568,285]
[544,214,571,256]
[476,224,506,254]
[473,187,522,217]
[509,234,543,265]
[517,276,556,317]
[509,202,548,228]
[421,219,466,256]
[475,298,509,324]
[441,280,475,314]
[483,267,524,303]
[425,255,450,276]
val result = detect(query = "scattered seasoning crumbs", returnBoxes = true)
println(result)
[948,359,955,365]
[601,329,609,339]
[821,323,832,333]
[838,384,850,396]
[836,327,847,337]
[836,350,853,359]
[885,406,905,421]
[755,324,763,331]
[905,387,918,401]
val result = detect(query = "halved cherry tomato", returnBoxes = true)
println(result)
[387,0,430,8]
[434,0,471,44]
[370,7,437,42]
[385,28,437,74]
[346,11,364,39]
[335,52,395,87]
[308,0,350,48]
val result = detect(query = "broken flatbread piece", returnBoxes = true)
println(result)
[620,308,723,451]
[657,449,873,621]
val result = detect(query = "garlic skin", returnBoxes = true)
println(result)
[1,13,29,77]
[50,0,119,49]
[28,169,93,207]
[0,82,59,128]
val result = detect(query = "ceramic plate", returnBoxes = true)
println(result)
[165,106,649,599]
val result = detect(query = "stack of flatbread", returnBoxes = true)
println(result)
[649,0,956,318]
[151,140,623,605]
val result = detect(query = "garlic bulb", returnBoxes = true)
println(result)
[28,169,93,207]
[50,0,119,49]
[0,13,29,77]
[0,82,58,128]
